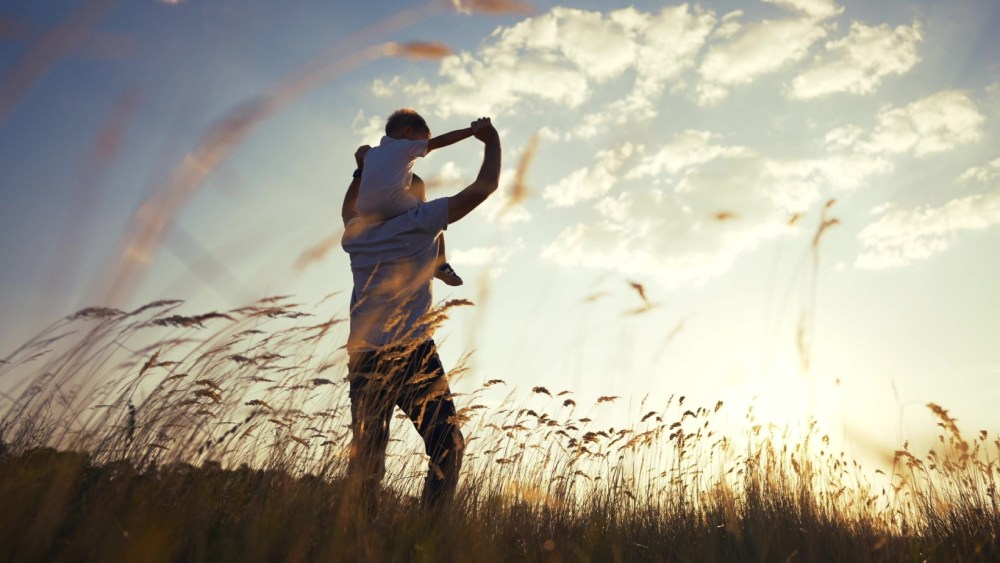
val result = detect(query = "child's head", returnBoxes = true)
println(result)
[385,108,431,141]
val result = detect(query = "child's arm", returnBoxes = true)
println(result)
[427,127,473,154]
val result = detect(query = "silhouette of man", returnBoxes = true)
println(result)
[340,116,501,509]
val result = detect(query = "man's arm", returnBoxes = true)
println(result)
[342,177,360,226]
[427,127,473,154]
[341,145,369,226]
[447,118,501,224]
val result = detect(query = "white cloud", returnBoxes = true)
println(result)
[822,91,986,161]
[609,5,716,118]
[504,7,640,82]
[959,157,1000,183]
[539,121,900,286]
[593,192,633,224]
[541,145,811,287]
[372,78,393,98]
[566,110,613,140]
[697,5,837,105]
[537,126,562,142]
[759,124,895,195]
[386,5,714,122]
[437,161,463,183]
[714,10,744,39]
[541,161,793,288]
[856,187,1000,269]
[627,130,748,178]
[864,90,985,156]
[824,124,866,148]
[398,7,636,118]
[789,21,922,99]
[543,143,639,207]
[450,239,524,267]
[420,160,466,193]
[870,202,894,215]
[628,128,889,197]
[372,76,405,98]
[351,110,384,144]
[764,0,844,19]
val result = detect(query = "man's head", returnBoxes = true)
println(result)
[385,108,431,141]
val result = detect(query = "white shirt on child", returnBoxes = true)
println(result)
[357,136,429,219]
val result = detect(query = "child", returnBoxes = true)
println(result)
[356,108,471,286]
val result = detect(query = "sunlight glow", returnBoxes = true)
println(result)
[727,354,842,443]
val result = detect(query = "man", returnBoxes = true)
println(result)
[340,116,501,509]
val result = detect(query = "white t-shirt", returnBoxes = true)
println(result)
[341,197,449,351]
[356,136,429,218]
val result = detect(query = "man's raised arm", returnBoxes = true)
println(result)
[447,117,501,224]
[342,145,369,226]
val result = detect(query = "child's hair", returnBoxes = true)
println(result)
[385,108,430,137]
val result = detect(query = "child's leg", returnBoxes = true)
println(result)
[410,174,428,203]
[437,236,447,267]
[434,238,462,286]
[412,173,462,286]
[412,174,449,266]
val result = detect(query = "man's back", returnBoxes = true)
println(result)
[342,197,448,351]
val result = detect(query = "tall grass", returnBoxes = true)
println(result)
[6,1,996,560]
[0,296,997,562]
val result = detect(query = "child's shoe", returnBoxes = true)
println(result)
[435,263,464,286]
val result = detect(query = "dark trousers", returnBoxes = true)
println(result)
[347,340,464,509]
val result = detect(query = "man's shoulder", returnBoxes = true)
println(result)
[378,198,448,235]
[343,198,448,249]
[409,198,448,228]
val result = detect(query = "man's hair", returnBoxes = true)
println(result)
[385,108,429,137]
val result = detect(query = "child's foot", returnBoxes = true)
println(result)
[435,263,464,286]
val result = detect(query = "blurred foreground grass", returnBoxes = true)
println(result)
[0,298,997,562]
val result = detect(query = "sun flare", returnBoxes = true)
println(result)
[722,353,842,443]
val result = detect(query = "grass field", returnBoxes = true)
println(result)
[3,1,999,561]
[0,298,997,562]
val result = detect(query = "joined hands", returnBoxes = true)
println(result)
[470,117,497,142]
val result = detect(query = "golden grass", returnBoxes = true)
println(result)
[0,296,997,562]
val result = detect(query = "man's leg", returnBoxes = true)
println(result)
[346,350,394,512]
[396,341,465,508]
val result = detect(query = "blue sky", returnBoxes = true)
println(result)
[2,0,999,462]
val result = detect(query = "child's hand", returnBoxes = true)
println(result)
[470,117,496,142]
[354,145,371,168]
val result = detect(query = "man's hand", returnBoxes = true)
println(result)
[448,118,501,224]
[354,145,371,169]
[470,117,497,142]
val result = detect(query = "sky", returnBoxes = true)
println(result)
[1,0,999,466]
